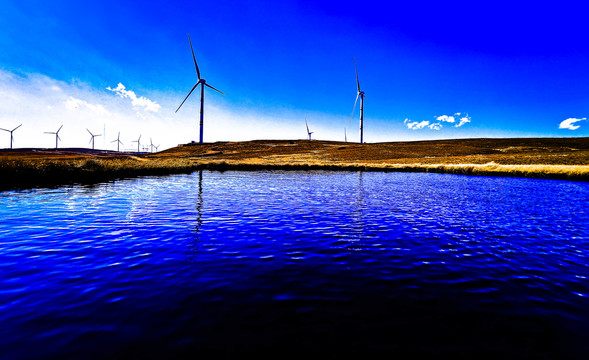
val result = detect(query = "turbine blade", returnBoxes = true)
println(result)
[0,128,8,132]
[87,128,92,136]
[57,125,63,133]
[188,34,201,80]
[204,83,224,95]
[176,83,199,112]
[44,132,55,134]
[13,124,22,131]
[305,118,309,133]
[355,58,360,92]
[111,139,117,143]
[351,93,359,120]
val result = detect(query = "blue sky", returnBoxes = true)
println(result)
[0,0,588,149]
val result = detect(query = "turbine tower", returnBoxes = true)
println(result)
[132,135,141,153]
[44,125,63,149]
[351,58,366,143]
[176,34,225,144]
[111,132,123,152]
[87,128,101,150]
[305,118,313,140]
[0,124,22,149]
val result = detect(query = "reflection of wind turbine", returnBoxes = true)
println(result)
[132,135,141,153]
[86,128,101,150]
[351,58,366,143]
[0,124,22,149]
[176,34,225,144]
[44,125,63,149]
[111,132,123,152]
[305,118,313,140]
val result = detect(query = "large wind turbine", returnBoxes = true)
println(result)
[132,135,141,153]
[351,58,366,143]
[176,34,225,144]
[0,124,22,149]
[44,125,63,149]
[111,132,123,152]
[87,129,101,150]
[305,118,313,140]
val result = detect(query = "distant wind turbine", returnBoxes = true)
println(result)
[176,34,225,144]
[150,138,155,153]
[87,128,101,150]
[351,58,366,143]
[0,124,22,149]
[344,127,347,142]
[132,135,141,153]
[111,132,123,152]
[44,125,63,149]
[305,118,313,140]
[154,144,160,152]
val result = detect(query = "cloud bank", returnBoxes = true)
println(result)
[559,117,586,130]
[404,113,471,130]
[107,83,161,113]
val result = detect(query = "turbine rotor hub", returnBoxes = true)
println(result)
[200,79,207,84]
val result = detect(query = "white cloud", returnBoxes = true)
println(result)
[559,117,586,130]
[107,83,161,113]
[64,96,110,115]
[436,115,455,123]
[455,114,471,127]
[405,113,471,131]
[404,119,429,130]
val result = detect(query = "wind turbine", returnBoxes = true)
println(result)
[176,34,225,144]
[154,144,160,152]
[111,132,123,152]
[344,127,347,142]
[305,118,313,140]
[87,128,101,150]
[132,135,141,153]
[44,125,63,149]
[0,124,22,149]
[150,138,155,153]
[351,58,366,143]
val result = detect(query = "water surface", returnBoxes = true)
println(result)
[1,171,588,358]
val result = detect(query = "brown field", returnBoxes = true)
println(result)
[1,137,588,189]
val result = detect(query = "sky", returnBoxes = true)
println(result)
[0,0,588,151]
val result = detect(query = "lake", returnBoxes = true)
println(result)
[1,170,588,358]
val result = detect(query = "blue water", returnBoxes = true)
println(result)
[1,171,588,358]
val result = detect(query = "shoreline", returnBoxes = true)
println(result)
[1,138,588,190]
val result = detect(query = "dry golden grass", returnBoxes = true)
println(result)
[1,137,588,189]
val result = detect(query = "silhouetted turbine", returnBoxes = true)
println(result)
[351,58,366,143]
[176,34,225,144]
[44,125,63,149]
[305,118,313,140]
[132,135,141,153]
[87,128,101,150]
[111,132,123,152]
[0,124,22,149]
